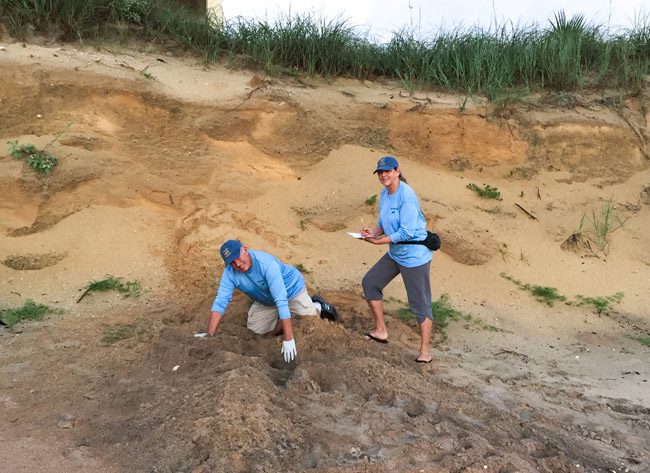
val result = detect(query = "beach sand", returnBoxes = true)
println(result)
[1,40,649,473]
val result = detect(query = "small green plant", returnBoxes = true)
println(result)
[8,141,59,174]
[501,273,566,306]
[467,183,501,200]
[530,286,566,306]
[577,199,627,254]
[398,295,498,336]
[397,294,463,329]
[431,294,464,329]
[632,336,650,347]
[140,65,155,79]
[295,263,309,273]
[0,300,62,327]
[77,275,142,302]
[502,273,626,314]
[115,0,152,24]
[487,86,529,109]
[458,89,471,111]
[573,292,624,314]
[365,194,377,206]
[102,323,137,345]
[397,307,416,322]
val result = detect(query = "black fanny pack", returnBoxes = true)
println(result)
[397,231,441,251]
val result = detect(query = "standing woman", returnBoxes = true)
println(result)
[360,156,434,363]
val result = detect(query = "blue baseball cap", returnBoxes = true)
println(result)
[220,240,242,265]
[373,156,399,173]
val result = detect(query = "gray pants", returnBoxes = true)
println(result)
[362,253,433,322]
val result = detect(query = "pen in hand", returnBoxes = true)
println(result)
[361,227,373,238]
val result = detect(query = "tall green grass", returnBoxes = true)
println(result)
[1,2,649,96]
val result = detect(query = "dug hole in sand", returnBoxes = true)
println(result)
[0,41,649,473]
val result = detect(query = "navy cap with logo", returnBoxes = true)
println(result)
[373,155,399,173]
[220,240,243,266]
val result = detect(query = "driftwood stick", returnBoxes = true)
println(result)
[515,203,537,220]
[493,349,530,361]
[76,288,90,303]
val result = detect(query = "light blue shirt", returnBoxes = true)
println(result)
[211,250,305,320]
[378,181,432,267]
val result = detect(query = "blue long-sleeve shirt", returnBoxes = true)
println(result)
[211,250,305,320]
[378,181,432,267]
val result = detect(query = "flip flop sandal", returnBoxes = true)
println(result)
[366,332,389,344]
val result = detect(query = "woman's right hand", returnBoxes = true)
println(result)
[360,226,373,238]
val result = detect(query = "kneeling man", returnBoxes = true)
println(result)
[208,240,337,363]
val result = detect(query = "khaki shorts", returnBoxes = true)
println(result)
[247,288,318,334]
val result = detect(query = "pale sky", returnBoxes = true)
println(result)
[222,1,649,41]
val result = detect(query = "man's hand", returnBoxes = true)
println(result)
[281,339,297,363]
[207,311,222,336]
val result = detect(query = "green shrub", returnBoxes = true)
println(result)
[8,141,59,174]
[115,0,152,25]
[501,273,566,306]
[397,307,416,322]
[467,183,502,200]
[397,294,467,332]
[633,336,650,347]
[529,286,566,306]
[574,292,624,314]
[0,300,62,327]
[365,194,377,206]
[577,199,627,255]
[77,275,142,302]
[399,295,498,334]
[501,273,626,313]
[397,294,464,328]
[431,294,464,329]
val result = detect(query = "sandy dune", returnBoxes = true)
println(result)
[1,41,649,473]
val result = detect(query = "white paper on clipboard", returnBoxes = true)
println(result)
[347,232,363,239]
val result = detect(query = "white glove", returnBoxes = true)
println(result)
[281,339,297,363]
